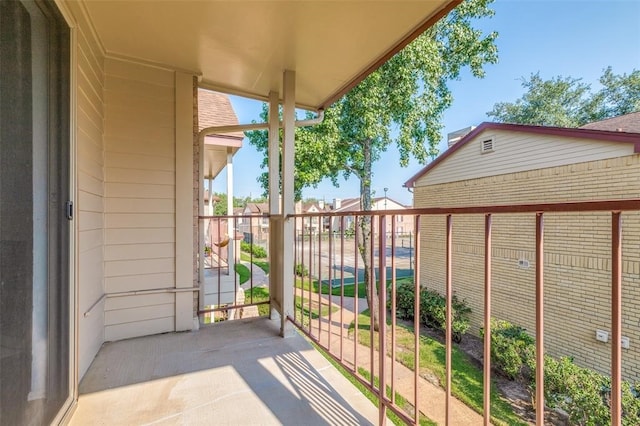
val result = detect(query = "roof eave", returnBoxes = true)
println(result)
[318,0,462,110]
[403,121,640,188]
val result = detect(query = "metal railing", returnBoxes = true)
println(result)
[197,214,270,320]
[286,199,640,425]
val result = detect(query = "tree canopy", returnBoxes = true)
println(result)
[246,0,499,331]
[210,193,265,216]
[246,0,499,201]
[487,67,640,127]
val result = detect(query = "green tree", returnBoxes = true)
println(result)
[247,0,498,330]
[211,192,245,216]
[488,67,640,126]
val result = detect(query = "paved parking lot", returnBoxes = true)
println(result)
[295,234,415,285]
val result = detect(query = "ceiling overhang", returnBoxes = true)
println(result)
[203,135,243,180]
[81,1,461,111]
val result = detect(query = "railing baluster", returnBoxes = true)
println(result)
[294,219,298,323]
[340,216,345,362]
[535,212,544,425]
[328,214,332,353]
[611,211,622,425]
[483,214,492,425]
[308,224,313,335]
[318,225,323,341]
[217,218,222,308]
[280,199,640,425]
[378,215,387,425]
[354,215,360,374]
[413,215,421,426]
[369,215,375,389]
[445,214,453,425]
[391,216,397,405]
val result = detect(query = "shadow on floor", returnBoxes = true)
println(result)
[73,317,376,425]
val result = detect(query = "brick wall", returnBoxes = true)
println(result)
[414,154,640,379]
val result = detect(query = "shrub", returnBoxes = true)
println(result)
[390,281,471,341]
[489,319,640,425]
[392,280,417,320]
[420,289,446,329]
[542,356,640,426]
[451,296,471,342]
[294,263,308,277]
[543,356,610,425]
[240,241,267,258]
[482,319,535,380]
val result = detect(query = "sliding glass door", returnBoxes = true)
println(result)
[0,0,71,423]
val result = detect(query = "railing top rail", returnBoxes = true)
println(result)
[286,199,640,219]
[198,213,270,220]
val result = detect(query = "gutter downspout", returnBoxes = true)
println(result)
[197,109,325,141]
[197,108,325,309]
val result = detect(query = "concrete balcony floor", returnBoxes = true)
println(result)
[71,317,379,425]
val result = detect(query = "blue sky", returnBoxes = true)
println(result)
[217,0,640,205]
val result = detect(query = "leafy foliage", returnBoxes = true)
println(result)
[543,357,640,426]
[240,241,267,258]
[390,280,472,342]
[486,319,640,425]
[246,0,498,200]
[294,263,309,277]
[209,192,266,216]
[481,318,535,380]
[487,67,640,126]
[247,0,498,331]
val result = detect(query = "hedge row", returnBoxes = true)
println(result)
[486,318,640,425]
[390,280,471,342]
[240,241,267,258]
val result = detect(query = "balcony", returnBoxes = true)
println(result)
[70,317,380,425]
[74,199,639,425]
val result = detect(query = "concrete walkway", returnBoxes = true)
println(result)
[237,261,269,318]
[299,291,484,425]
[240,260,269,290]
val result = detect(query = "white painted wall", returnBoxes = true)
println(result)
[66,1,106,379]
[416,129,635,187]
[103,58,177,341]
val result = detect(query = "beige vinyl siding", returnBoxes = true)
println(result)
[417,129,635,186]
[103,58,176,341]
[414,153,640,379]
[66,1,106,379]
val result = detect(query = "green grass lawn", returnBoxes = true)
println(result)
[244,286,270,316]
[310,341,436,426]
[243,287,339,321]
[295,277,368,298]
[295,276,414,299]
[234,263,250,284]
[241,252,270,274]
[358,368,437,426]
[352,310,526,426]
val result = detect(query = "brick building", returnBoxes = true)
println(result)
[404,113,640,379]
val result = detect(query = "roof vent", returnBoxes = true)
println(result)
[481,138,494,153]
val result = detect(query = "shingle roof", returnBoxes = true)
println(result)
[579,111,640,133]
[246,202,269,214]
[198,89,244,139]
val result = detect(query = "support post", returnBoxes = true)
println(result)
[268,91,281,321]
[175,71,195,330]
[280,70,296,337]
[226,150,234,273]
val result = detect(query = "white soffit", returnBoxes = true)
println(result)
[82,1,459,110]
